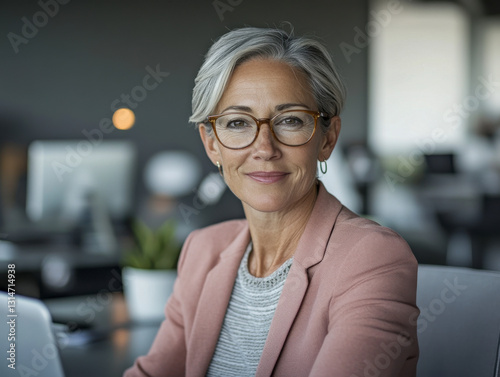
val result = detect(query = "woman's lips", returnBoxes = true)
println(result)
[246,171,289,184]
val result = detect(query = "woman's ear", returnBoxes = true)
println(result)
[199,124,222,165]
[319,116,341,160]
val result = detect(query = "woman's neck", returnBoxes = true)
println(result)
[243,183,319,277]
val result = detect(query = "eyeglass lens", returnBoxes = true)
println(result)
[214,111,316,148]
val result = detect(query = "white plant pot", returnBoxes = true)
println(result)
[122,267,177,322]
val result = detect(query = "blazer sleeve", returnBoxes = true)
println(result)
[308,229,419,377]
[123,231,196,377]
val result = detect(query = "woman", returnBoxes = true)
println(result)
[125,27,419,377]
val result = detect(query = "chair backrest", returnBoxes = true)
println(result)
[416,265,500,377]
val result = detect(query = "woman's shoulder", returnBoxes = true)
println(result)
[318,184,411,251]
[332,205,416,266]
[318,206,418,299]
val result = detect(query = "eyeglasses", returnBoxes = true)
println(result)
[205,109,329,150]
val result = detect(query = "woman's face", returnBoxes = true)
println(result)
[199,58,340,214]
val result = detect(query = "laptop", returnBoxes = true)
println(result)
[0,291,65,377]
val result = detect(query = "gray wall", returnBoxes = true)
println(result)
[0,0,368,219]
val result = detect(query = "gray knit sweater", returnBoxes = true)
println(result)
[206,243,293,377]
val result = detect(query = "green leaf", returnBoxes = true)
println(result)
[123,218,182,270]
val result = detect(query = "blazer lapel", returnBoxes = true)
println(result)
[186,224,251,377]
[256,183,343,377]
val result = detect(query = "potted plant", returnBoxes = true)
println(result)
[122,218,182,322]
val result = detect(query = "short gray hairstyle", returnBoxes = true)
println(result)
[189,26,347,131]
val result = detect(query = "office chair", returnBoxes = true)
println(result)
[416,265,500,377]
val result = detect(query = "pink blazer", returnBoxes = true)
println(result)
[124,183,419,377]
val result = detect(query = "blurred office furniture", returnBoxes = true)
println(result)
[0,292,66,377]
[344,143,378,214]
[0,140,137,298]
[59,323,158,377]
[26,140,136,253]
[424,153,456,175]
[418,153,500,269]
[44,292,158,377]
[321,146,362,215]
[144,151,201,200]
[0,144,29,246]
[416,265,500,377]
[138,150,202,242]
[0,143,27,227]
[138,150,229,241]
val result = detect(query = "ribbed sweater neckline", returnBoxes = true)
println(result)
[239,242,294,290]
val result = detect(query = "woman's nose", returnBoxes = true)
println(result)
[251,123,280,159]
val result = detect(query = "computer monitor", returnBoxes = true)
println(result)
[423,153,456,175]
[26,140,136,227]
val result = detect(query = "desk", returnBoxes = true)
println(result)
[60,326,158,377]
[44,293,159,377]
[418,174,500,268]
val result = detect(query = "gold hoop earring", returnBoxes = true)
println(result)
[320,160,327,174]
[216,161,224,177]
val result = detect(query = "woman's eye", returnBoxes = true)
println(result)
[277,117,303,126]
[226,119,248,128]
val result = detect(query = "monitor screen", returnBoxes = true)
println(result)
[26,140,136,225]
[424,153,456,175]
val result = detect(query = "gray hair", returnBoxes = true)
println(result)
[189,26,347,131]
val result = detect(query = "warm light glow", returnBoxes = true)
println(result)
[112,108,135,130]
